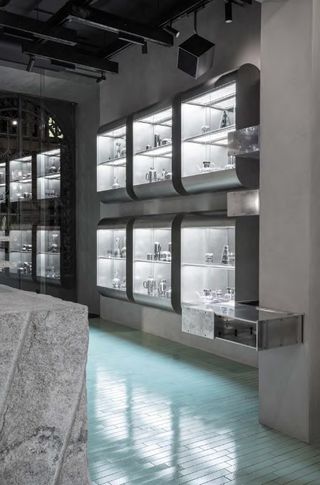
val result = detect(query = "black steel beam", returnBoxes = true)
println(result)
[102,0,213,58]
[68,5,174,47]
[0,11,77,46]
[22,41,119,73]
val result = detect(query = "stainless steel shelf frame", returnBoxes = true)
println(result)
[174,63,260,195]
[214,303,303,350]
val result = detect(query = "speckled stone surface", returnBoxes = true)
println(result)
[182,304,215,339]
[0,285,90,485]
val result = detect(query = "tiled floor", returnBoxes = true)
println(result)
[87,319,320,484]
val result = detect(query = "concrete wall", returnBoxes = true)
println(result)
[259,0,320,443]
[0,65,100,314]
[99,1,261,366]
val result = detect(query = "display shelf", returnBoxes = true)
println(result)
[97,218,132,300]
[9,227,33,278]
[97,121,131,202]
[214,303,303,350]
[133,104,178,199]
[9,155,32,202]
[132,215,180,312]
[178,64,260,194]
[182,262,235,270]
[181,216,236,309]
[37,149,61,200]
[36,227,61,282]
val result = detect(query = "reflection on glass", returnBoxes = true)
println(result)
[97,125,126,192]
[0,162,6,204]
[36,227,61,281]
[181,83,236,178]
[97,228,126,291]
[133,107,172,187]
[9,156,32,202]
[37,149,61,199]
[9,228,32,278]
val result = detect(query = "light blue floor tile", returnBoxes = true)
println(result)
[87,319,320,485]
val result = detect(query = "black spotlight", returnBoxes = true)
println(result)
[142,42,148,54]
[225,0,233,23]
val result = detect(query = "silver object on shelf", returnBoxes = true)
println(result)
[143,277,157,296]
[154,241,161,260]
[221,244,230,265]
[145,168,157,183]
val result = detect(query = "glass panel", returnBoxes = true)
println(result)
[133,226,172,299]
[181,82,236,178]
[37,149,61,199]
[97,228,127,291]
[181,224,236,308]
[97,125,126,192]
[133,107,172,186]
[36,227,61,281]
[9,228,32,278]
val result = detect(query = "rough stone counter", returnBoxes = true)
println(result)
[0,285,90,485]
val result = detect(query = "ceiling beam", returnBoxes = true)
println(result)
[22,41,119,73]
[68,5,174,47]
[0,11,78,46]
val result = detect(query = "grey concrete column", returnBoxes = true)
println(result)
[259,0,320,442]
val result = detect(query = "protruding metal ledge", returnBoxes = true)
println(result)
[214,303,303,350]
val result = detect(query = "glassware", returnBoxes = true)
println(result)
[143,277,157,296]
[112,177,120,189]
[221,245,230,265]
[145,168,157,183]
[220,110,231,129]
[112,272,121,289]
[205,252,214,263]
[158,279,167,297]
[154,242,161,261]
[114,237,121,258]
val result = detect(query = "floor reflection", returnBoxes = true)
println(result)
[87,320,320,485]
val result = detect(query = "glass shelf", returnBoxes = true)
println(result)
[134,258,171,264]
[97,124,127,194]
[183,125,235,146]
[133,107,173,190]
[37,149,61,200]
[9,156,32,202]
[97,226,127,295]
[181,220,236,308]
[98,156,126,167]
[9,228,32,278]
[182,263,235,270]
[36,227,61,282]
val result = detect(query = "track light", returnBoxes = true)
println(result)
[225,0,233,23]
[142,42,148,54]
[12,119,18,126]
[164,24,180,39]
